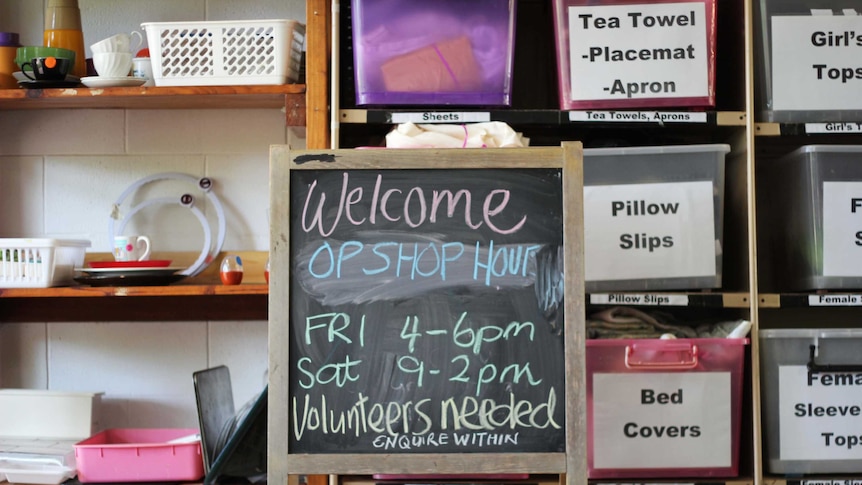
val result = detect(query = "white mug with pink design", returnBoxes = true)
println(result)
[113,235,151,262]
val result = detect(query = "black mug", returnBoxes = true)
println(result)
[20,56,71,81]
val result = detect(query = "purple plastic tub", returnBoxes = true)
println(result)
[351,0,516,106]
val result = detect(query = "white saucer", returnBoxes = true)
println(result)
[81,76,146,88]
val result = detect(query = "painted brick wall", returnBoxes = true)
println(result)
[0,0,306,428]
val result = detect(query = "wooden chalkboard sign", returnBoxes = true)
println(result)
[269,144,585,485]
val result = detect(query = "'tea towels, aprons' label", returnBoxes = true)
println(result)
[771,15,862,112]
[779,365,862,460]
[566,2,709,101]
[823,182,862,276]
[592,372,732,469]
[584,181,716,282]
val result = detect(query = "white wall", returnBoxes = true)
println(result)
[0,0,306,429]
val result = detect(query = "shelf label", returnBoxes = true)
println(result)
[389,112,491,124]
[799,481,862,485]
[822,182,862,276]
[569,110,707,123]
[592,372,732,469]
[779,365,862,461]
[584,181,717,282]
[565,2,710,101]
[806,123,862,134]
[771,15,862,111]
[809,294,862,306]
[590,293,690,306]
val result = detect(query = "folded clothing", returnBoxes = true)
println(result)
[587,306,750,339]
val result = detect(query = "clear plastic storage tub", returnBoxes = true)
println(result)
[753,0,862,122]
[350,0,516,106]
[583,144,728,292]
[553,0,718,110]
[587,337,748,478]
[761,145,862,290]
[760,328,862,474]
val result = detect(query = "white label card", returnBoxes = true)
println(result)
[389,112,491,124]
[822,182,862,276]
[593,372,731,469]
[806,123,862,134]
[590,293,690,306]
[584,181,716,281]
[566,2,709,101]
[771,16,862,111]
[809,294,862,306]
[569,111,708,123]
[779,366,862,460]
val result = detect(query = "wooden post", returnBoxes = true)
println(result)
[305,0,330,149]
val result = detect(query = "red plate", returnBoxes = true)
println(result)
[88,260,173,269]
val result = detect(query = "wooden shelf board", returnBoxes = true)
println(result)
[0,283,268,298]
[339,109,742,126]
[0,286,268,322]
[0,84,306,110]
[588,291,750,308]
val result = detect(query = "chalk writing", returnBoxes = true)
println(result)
[288,168,566,453]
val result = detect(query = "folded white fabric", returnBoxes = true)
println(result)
[385,121,530,148]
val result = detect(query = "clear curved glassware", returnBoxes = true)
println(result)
[219,255,243,285]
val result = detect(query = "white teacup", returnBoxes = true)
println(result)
[91,31,143,54]
[113,235,151,262]
[93,52,132,78]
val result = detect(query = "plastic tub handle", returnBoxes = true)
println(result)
[625,343,699,370]
[808,344,862,373]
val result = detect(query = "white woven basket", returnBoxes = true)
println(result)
[141,19,305,86]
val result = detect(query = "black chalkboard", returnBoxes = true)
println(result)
[269,145,585,479]
[290,167,565,453]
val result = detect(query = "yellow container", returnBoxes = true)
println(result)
[44,0,86,78]
[0,46,17,88]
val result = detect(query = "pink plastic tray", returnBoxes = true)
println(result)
[74,428,203,483]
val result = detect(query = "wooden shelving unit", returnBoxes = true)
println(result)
[0,84,304,109]
[0,286,268,322]
[0,0,329,323]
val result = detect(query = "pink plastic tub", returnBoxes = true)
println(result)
[74,428,203,483]
[587,338,748,478]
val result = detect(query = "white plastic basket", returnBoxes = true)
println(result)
[0,238,90,288]
[141,19,305,87]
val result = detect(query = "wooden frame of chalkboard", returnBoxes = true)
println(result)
[269,143,585,485]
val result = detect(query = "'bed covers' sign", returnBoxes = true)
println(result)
[269,145,584,477]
